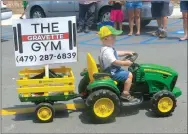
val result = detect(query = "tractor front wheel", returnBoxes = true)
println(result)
[151,90,177,117]
[86,89,120,123]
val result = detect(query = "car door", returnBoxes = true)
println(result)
[49,0,75,17]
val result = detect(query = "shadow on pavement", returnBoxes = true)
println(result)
[12,110,70,123]
[78,101,161,125]
[4,99,172,124]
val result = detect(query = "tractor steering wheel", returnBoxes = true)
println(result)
[122,53,139,72]
[122,53,138,62]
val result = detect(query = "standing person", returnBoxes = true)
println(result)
[77,0,100,33]
[20,0,28,19]
[125,1,142,36]
[179,0,188,41]
[151,0,170,38]
[109,0,125,33]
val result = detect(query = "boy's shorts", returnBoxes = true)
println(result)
[125,1,142,9]
[111,69,129,82]
[180,1,188,12]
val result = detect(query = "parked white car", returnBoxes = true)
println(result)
[1,0,12,20]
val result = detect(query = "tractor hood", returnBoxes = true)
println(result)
[139,64,178,76]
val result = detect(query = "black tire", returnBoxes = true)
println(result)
[141,20,151,27]
[99,7,112,22]
[35,103,55,123]
[78,76,89,100]
[30,7,45,18]
[151,90,177,117]
[86,89,120,123]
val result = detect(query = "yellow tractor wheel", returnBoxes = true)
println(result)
[86,89,120,123]
[35,103,55,123]
[151,90,177,117]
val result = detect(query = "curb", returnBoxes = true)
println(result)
[1,8,182,26]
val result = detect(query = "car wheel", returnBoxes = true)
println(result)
[31,7,45,18]
[99,7,112,22]
[141,20,151,27]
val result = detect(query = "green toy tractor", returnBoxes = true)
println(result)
[78,53,182,122]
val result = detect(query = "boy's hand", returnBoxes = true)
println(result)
[126,60,133,66]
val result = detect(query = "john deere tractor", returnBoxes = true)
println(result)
[78,53,182,122]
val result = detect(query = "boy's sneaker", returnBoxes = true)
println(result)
[120,94,139,102]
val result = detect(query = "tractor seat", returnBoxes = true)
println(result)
[87,53,111,82]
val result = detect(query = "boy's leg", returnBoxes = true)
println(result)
[122,72,133,96]
[113,70,138,102]
[121,72,139,102]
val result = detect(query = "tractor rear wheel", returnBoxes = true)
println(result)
[151,90,177,117]
[85,89,120,123]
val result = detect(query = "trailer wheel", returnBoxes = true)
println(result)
[35,103,55,123]
[86,89,120,123]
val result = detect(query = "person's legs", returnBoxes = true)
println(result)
[128,9,134,36]
[134,2,142,35]
[126,2,134,36]
[180,12,188,40]
[151,3,163,36]
[162,16,168,30]
[134,8,141,35]
[77,4,87,33]
[159,2,169,38]
[119,22,123,31]
[20,8,26,19]
[157,18,162,28]
[180,1,188,40]
[85,2,97,33]
[114,22,118,29]
[116,10,124,31]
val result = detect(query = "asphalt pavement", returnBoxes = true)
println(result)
[0,18,187,133]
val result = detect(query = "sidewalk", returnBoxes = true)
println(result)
[1,8,182,26]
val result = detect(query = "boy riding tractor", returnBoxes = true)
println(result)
[78,26,182,122]
[78,52,181,122]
